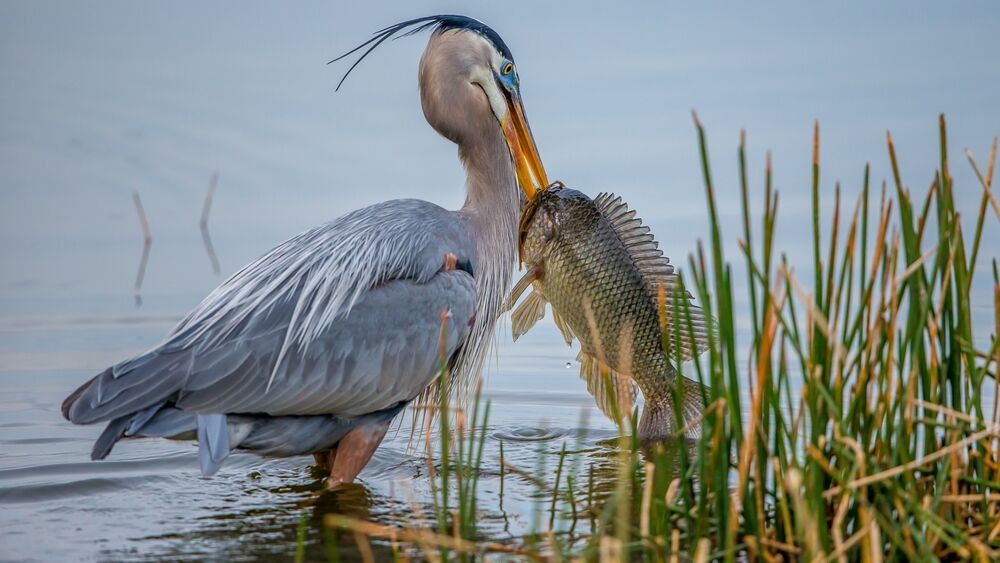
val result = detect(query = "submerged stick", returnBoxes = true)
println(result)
[200,171,222,276]
[132,191,152,307]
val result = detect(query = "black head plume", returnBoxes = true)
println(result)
[329,15,513,91]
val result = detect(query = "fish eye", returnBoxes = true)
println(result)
[501,62,514,76]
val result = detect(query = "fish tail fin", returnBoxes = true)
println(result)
[638,376,707,443]
[511,289,547,341]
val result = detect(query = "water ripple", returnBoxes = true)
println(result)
[490,426,573,442]
[0,475,167,504]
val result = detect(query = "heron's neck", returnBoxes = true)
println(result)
[458,127,520,273]
[447,126,520,389]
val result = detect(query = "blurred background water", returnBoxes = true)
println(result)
[1,1,998,560]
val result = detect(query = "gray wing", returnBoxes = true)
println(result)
[175,272,476,417]
[64,199,478,424]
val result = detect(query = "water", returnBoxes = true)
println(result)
[0,296,626,561]
[2,1,998,560]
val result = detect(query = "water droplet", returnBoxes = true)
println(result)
[565,362,572,369]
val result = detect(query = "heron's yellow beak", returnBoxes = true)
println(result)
[502,95,548,200]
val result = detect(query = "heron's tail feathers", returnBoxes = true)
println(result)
[83,402,182,460]
[75,399,409,474]
[62,352,192,464]
[82,403,233,475]
[91,415,130,460]
[60,368,104,422]
[61,351,184,425]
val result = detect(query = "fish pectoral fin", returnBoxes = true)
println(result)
[577,351,639,425]
[504,269,536,313]
[511,288,547,341]
[551,307,575,346]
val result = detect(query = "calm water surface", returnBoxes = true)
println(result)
[0,293,634,561]
[2,1,998,561]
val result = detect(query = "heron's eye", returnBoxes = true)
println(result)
[502,62,514,76]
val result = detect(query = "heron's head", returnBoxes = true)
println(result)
[332,15,549,201]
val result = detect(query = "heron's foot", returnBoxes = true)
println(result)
[442,252,458,272]
[327,420,391,491]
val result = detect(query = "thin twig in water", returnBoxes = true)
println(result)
[200,171,222,275]
[132,191,152,307]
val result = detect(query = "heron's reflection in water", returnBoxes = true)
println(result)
[95,426,696,561]
[103,469,400,562]
[215,478,408,562]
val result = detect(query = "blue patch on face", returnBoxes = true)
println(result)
[496,59,519,94]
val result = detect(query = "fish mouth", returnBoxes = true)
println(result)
[517,183,565,264]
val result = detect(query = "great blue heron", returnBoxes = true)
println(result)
[61,15,549,490]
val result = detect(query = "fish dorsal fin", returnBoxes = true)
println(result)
[594,192,675,278]
[578,350,639,424]
[594,192,713,361]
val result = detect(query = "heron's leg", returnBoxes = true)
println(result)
[312,447,337,471]
[327,420,391,490]
[442,252,458,271]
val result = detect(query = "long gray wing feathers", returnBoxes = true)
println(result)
[169,199,476,385]
[66,200,478,468]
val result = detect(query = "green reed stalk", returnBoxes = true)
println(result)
[327,116,999,562]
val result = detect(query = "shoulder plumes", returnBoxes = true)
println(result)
[329,14,513,91]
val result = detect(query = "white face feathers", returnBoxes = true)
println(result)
[467,35,510,125]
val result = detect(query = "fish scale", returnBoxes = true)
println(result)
[510,186,711,440]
